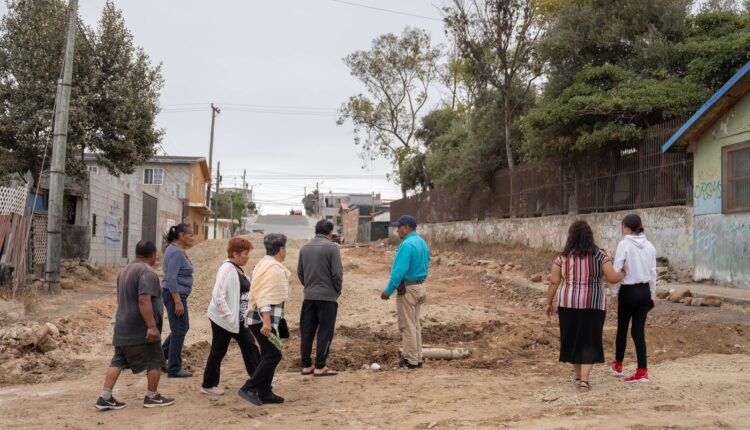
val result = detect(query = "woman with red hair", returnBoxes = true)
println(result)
[201,237,260,396]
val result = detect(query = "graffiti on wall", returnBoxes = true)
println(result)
[694,215,750,287]
[695,228,717,254]
[108,199,120,216]
[694,180,721,199]
[103,216,121,250]
[694,180,722,215]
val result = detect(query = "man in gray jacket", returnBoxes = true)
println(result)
[297,220,343,376]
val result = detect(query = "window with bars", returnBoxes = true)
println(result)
[723,142,750,213]
[143,168,164,185]
[87,165,98,174]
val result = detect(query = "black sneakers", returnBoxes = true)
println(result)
[143,393,175,408]
[398,359,421,370]
[260,392,285,404]
[95,396,127,411]
[238,388,264,406]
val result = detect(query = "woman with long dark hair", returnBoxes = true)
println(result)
[610,214,657,384]
[546,221,623,390]
[162,223,195,378]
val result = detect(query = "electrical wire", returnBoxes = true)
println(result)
[330,0,443,21]
[159,103,339,118]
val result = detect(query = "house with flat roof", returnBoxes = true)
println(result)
[33,155,212,268]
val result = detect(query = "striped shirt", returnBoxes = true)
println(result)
[553,250,611,311]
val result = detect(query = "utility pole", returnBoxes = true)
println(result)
[46,0,78,294]
[315,181,320,219]
[229,189,234,237]
[206,103,220,207]
[213,161,221,239]
[241,169,247,231]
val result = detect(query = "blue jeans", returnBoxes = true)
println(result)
[162,290,190,374]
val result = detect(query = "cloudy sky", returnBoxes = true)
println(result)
[22,0,450,213]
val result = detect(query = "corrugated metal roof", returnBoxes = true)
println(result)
[662,61,750,152]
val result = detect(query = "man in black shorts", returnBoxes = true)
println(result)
[95,241,175,410]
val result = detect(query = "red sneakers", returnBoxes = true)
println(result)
[610,361,624,377]
[624,368,650,383]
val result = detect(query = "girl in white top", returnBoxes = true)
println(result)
[610,214,657,384]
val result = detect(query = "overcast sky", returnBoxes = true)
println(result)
[11,0,450,213]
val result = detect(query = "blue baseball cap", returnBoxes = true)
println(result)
[391,215,417,229]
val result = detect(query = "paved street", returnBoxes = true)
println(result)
[247,214,314,240]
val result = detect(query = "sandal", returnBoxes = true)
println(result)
[301,368,314,376]
[578,381,591,390]
[313,368,339,377]
[572,378,581,386]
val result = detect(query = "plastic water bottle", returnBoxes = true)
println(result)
[268,333,286,351]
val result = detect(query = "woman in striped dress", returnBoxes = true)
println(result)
[545,221,624,390]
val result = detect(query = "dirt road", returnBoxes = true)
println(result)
[1,236,749,429]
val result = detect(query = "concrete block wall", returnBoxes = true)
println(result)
[88,170,141,267]
[694,213,750,288]
[418,206,694,273]
[342,208,360,245]
[87,163,192,267]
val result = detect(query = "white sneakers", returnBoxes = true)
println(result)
[200,386,225,396]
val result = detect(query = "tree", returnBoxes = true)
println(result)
[338,27,441,196]
[440,49,477,110]
[536,0,691,99]
[701,0,740,13]
[420,107,470,186]
[84,2,164,176]
[420,87,533,187]
[444,0,545,172]
[521,65,708,158]
[302,189,319,216]
[0,0,163,182]
[672,11,750,91]
[214,191,244,226]
[399,152,431,192]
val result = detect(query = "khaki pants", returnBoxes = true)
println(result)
[397,284,427,366]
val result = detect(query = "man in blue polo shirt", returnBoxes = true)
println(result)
[380,215,430,369]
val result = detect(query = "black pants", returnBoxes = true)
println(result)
[202,320,261,389]
[615,283,651,369]
[241,323,282,396]
[300,300,338,369]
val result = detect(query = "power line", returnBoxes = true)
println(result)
[221,167,383,176]
[222,173,389,180]
[160,102,337,111]
[331,0,443,22]
[160,108,338,117]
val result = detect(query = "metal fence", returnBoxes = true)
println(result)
[391,118,692,223]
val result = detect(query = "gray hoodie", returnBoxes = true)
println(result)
[613,234,657,298]
[297,234,343,302]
